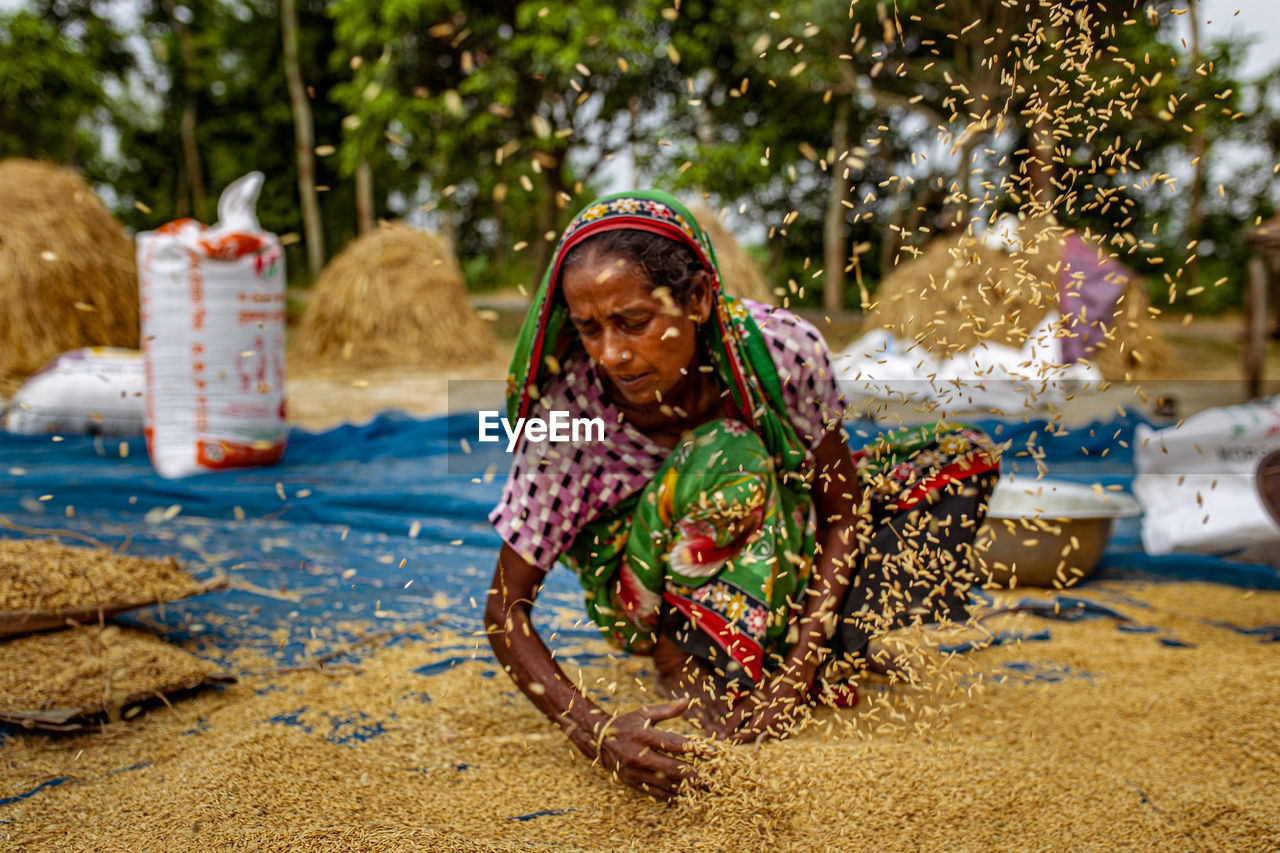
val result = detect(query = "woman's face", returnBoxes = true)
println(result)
[560,252,711,408]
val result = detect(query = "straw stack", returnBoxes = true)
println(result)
[294,222,496,368]
[0,159,139,385]
[867,223,1169,378]
[688,203,775,305]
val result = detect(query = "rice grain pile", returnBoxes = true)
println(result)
[2,580,1276,851]
[0,159,139,389]
[0,624,223,714]
[868,223,1171,379]
[0,538,199,612]
[294,222,496,369]
[687,202,775,305]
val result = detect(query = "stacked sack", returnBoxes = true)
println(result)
[137,172,288,478]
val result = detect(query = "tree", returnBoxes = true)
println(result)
[329,0,685,280]
[646,0,1261,316]
[282,0,326,277]
[643,1,864,305]
[0,7,128,169]
[97,0,402,281]
[5,0,1271,309]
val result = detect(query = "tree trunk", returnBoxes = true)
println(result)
[491,195,506,269]
[438,204,457,254]
[823,100,850,315]
[1186,0,1207,290]
[530,161,561,279]
[902,180,936,241]
[629,97,641,190]
[180,105,203,214]
[282,0,326,278]
[1244,255,1269,399]
[164,0,205,218]
[174,147,190,218]
[355,158,374,235]
[951,135,979,229]
[1029,106,1055,213]
[880,191,907,276]
[768,236,784,287]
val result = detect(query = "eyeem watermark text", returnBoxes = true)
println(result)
[477,410,606,451]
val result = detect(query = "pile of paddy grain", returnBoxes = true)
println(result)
[294,222,496,368]
[688,202,775,305]
[0,159,139,386]
[0,624,224,716]
[0,538,200,613]
[4,580,1279,850]
[867,222,1171,379]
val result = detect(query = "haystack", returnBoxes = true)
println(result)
[866,222,1170,379]
[294,222,496,368]
[688,203,775,305]
[0,159,139,386]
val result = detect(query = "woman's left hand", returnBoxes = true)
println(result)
[709,674,808,744]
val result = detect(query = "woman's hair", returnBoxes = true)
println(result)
[559,229,707,304]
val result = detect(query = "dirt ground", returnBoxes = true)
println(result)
[285,357,512,432]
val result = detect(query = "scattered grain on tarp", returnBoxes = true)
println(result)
[1,582,1276,850]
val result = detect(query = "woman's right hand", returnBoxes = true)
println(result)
[488,547,705,800]
[576,697,706,800]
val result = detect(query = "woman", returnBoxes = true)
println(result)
[485,191,999,799]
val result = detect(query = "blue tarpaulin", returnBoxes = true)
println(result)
[6,408,1278,812]
[0,412,587,669]
[2,410,1277,674]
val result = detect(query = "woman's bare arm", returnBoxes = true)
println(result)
[485,543,701,798]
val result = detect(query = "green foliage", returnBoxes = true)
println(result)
[641,0,1280,314]
[103,0,401,283]
[1,0,1277,309]
[328,0,711,275]
[0,9,118,167]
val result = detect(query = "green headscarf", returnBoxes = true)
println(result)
[507,190,805,472]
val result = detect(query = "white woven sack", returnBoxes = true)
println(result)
[1134,396,1280,555]
[2,348,144,436]
[138,172,287,478]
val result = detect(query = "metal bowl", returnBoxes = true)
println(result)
[974,479,1141,588]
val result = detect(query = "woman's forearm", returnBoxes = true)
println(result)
[487,548,700,797]
[724,516,859,739]
[486,599,610,753]
[486,546,610,755]
[775,427,866,686]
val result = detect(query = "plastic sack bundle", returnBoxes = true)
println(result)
[2,348,144,436]
[1134,397,1280,555]
[834,311,1101,415]
[137,172,287,478]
